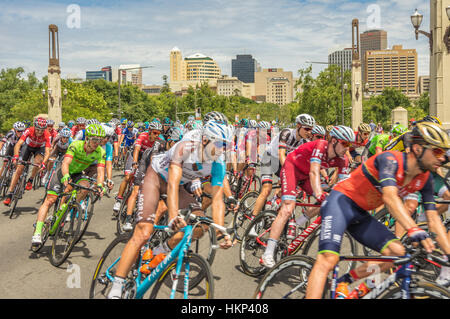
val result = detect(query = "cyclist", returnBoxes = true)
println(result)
[31,124,106,246]
[348,123,371,163]
[249,114,315,222]
[311,125,326,141]
[114,121,163,224]
[118,120,138,158]
[260,125,354,268]
[3,117,51,206]
[41,127,73,185]
[162,117,173,140]
[57,121,66,133]
[0,121,26,179]
[107,121,234,299]
[46,119,58,143]
[305,122,450,298]
[67,120,75,130]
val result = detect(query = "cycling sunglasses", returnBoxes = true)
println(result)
[314,135,324,139]
[423,146,446,158]
[150,130,161,135]
[302,127,313,132]
[339,140,352,148]
[210,140,227,149]
[89,137,104,144]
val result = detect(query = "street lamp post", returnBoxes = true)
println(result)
[306,60,347,125]
[117,65,153,119]
[411,9,433,52]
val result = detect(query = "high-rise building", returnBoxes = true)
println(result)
[119,64,143,86]
[231,54,261,83]
[328,48,353,72]
[418,76,430,95]
[86,66,112,81]
[170,47,185,82]
[365,45,418,97]
[254,68,294,105]
[360,29,388,84]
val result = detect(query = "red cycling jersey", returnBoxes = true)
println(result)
[334,151,433,211]
[281,140,350,201]
[134,132,156,152]
[349,131,368,152]
[20,127,51,149]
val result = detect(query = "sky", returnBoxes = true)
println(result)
[0,0,431,85]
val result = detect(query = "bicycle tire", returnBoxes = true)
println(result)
[149,252,214,299]
[253,255,316,299]
[232,191,260,242]
[377,281,450,299]
[9,176,25,219]
[0,161,12,198]
[191,225,217,266]
[89,233,133,299]
[49,202,83,267]
[240,210,287,277]
[76,196,94,244]
[116,192,134,235]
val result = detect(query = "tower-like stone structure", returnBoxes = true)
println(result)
[47,24,62,123]
[351,19,363,130]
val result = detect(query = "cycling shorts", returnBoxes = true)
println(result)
[19,145,45,162]
[319,190,398,255]
[260,151,281,184]
[280,158,313,201]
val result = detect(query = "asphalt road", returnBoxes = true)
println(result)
[0,172,264,299]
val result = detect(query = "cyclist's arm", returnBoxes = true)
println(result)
[167,163,183,222]
[278,148,287,167]
[309,162,323,199]
[426,209,450,254]
[60,155,73,185]
[133,144,141,164]
[42,147,51,166]
[13,139,24,157]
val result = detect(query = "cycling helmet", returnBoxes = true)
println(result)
[329,125,355,142]
[162,117,173,126]
[59,127,72,138]
[249,120,258,128]
[144,121,150,129]
[185,120,195,130]
[202,121,234,143]
[358,123,372,133]
[296,114,315,127]
[85,124,106,139]
[47,119,55,126]
[187,115,195,122]
[410,122,450,149]
[326,125,334,133]
[420,115,442,125]
[76,117,86,125]
[34,117,47,129]
[148,121,163,131]
[127,121,134,128]
[240,119,249,128]
[102,123,115,137]
[167,127,184,142]
[258,121,271,129]
[13,121,26,131]
[120,118,127,124]
[67,120,75,128]
[312,125,326,136]
[58,121,65,128]
[391,124,407,136]
[203,111,228,125]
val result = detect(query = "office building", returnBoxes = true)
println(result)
[86,66,112,81]
[361,29,388,84]
[141,85,162,96]
[328,48,353,72]
[255,68,294,105]
[418,76,430,95]
[365,45,418,97]
[231,54,261,83]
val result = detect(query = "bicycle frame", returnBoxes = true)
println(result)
[330,255,414,299]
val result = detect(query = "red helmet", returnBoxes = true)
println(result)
[34,117,48,129]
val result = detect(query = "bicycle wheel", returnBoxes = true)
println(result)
[9,177,25,219]
[76,196,94,244]
[191,225,217,265]
[89,233,133,299]
[31,215,53,253]
[49,202,83,267]
[116,194,134,235]
[377,281,450,299]
[301,228,358,275]
[232,191,259,242]
[149,252,214,299]
[253,255,315,299]
[240,210,285,277]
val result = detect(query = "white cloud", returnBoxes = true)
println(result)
[0,0,433,85]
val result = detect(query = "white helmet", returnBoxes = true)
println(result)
[202,121,234,143]
[258,121,271,129]
[102,123,115,137]
[13,121,26,131]
[329,125,355,142]
[248,120,258,128]
[296,114,315,127]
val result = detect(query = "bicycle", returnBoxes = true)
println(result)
[31,179,101,267]
[89,205,233,299]
[239,198,357,278]
[8,159,40,219]
[228,163,262,200]
[254,240,450,299]
[37,154,64,204]
[0,155,14,198]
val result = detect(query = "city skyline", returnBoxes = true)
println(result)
[0,0,431,86]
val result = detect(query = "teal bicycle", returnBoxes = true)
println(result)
[31,178,101,267]
[89,205,233,299]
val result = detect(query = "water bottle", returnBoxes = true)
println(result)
[286,218,296,240]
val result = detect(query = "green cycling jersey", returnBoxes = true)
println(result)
[65,140,106,175]
[368,133,391,155]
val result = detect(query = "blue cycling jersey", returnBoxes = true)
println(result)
[122,127,138,147]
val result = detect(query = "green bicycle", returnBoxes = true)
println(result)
[31,178,101,267]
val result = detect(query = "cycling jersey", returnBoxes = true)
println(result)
[50,135,73,158]
[122,127,138,147]
[281,140,350,201]
[349,131,368,152]
[20,127,51,149]
[48,128,58,143]
[333,151,436,211]
[73,129,85,141]
[367,134,391,155]
[64,140,106,174]
[151,132,226,187]
[134,132,157,152]
[2,130,21,147]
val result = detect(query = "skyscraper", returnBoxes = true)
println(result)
[360,29,388,84]
[328,48,353,72]
[231,55,260,83]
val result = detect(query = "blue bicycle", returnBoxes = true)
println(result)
[90,205,232,299]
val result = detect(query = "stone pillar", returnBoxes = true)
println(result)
[47,24,62,124]
[430,0,450,129]
[391,107,408,127]
[351,19,363,130]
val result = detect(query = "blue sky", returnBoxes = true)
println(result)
[0,0,430,85]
